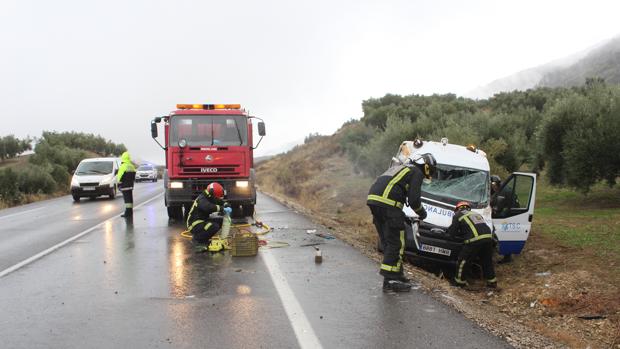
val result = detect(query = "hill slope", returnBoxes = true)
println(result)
[467,35,620,98]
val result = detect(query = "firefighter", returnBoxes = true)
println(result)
[186,182,232,247]
[117,151,136,218]
[367,153,437,292]
[447,201,497,288]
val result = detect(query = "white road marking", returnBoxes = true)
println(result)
[0,192,163,279]
[0,206,45,220]
[261,248,323,349]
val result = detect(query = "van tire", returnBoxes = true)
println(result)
[73,195,80,202]
[109,186,116,199]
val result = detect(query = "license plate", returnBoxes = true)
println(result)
[83,187,95,191]
[420,244,451,256]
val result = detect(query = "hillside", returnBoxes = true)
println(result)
[467,35,620,98]
[257,126,620,348]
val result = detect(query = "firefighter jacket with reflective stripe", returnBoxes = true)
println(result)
[117,155,136,191]
[367,165,425,214]
[447,209,492,243]
[186,191,224,229]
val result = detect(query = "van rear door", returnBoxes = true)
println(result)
[491,172,537,255]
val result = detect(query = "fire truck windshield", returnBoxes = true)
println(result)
[170,115,248,147]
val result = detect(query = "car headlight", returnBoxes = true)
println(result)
[170,181,183,189]
[100,175,115,186]
[71,176,79,187]
[236,181,249,188]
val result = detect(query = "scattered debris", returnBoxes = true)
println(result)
[316,233,335,240]
[306,229,317,234]
[300,242,324,247]
[577,315,606,320]
[535,271,552,277]
[530,300,537,308]
[441,294,457,302]
[315,248,323,264]
[235,269,242,272]
[185,295,195,299]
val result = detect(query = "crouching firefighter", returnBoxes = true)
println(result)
[367,153,437,292]
[447,201,497,289]
[117,151,136,218]
[186,182,233,248]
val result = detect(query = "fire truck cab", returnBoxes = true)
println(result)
[151,104,265,220]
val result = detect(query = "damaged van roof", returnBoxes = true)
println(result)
[400,140,490,171]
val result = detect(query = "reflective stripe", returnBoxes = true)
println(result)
[381,264,400,272]
[187,201,198,228]
[464,234,492,243]
[367,195,403,209]
[461,214,479,238]
[455,260,467,284]
[203,222,212,231]
[125,203,133,208]
[382,167,410,198]
[397,230,405,271]
[189,219,205,230]
[120,187,133,191]
[486,277,497,283]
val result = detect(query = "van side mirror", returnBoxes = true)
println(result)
[258,122,266,136]
[151,122,158,138]
[114,169,119,175]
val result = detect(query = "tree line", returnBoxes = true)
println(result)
[0,131,126,205]
[338,78,619,192]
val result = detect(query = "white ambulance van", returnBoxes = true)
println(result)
[393,139,537,263]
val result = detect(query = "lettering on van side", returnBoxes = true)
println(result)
[422,204,454,218]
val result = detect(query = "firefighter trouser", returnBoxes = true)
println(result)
[455,238,496,285]
[369,205,406,279]
[121,189,133,217]
[188,219,221,244]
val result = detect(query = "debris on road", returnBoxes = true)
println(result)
[535,271,552,277]
[314,248,323,264]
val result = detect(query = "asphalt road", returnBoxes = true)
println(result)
[0,182,509,349]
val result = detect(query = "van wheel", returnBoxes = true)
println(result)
[73,195,80,202]
[109,186,116,199]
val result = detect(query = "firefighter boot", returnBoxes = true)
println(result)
[383,279,412,293]
[121,208,133,218]
[396,270,411,284]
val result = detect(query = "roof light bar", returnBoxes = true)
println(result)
[176,104,241,110]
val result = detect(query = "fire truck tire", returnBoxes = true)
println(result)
[167,205,183,220]
[242,204,255,217]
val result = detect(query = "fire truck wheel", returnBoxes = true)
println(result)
[242,204,255,217]
[167,205,183,220]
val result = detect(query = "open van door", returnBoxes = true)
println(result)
[492,172,537,255]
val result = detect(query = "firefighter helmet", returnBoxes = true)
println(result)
[413,153,437,180]
[490,175,501,185]
[205,182,225,199]
[454,201,471,212]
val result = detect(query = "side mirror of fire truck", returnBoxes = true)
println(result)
[151,121,158,138]
[258,122,266,136]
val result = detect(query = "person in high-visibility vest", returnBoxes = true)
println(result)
[117,151,136,218]
[186,182,232,246]
[447,201,497,289]
[367,153,436,293]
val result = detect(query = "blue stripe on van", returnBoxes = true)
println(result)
[498,240,526,255]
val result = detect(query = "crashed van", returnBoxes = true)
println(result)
[392,138,537,263]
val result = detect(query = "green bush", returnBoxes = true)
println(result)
[0,168,21,204]
[17,165,57,194]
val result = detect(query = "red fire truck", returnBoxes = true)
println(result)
[151,104,266,220]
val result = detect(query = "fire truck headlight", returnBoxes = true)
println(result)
[170,181,183,189]
[235,181,249,188]
[178,139,187,148]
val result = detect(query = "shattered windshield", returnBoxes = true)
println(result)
[422,165,489,208]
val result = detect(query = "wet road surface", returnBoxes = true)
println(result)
[0,187,509,348]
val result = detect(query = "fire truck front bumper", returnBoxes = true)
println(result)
[165,179,256,206]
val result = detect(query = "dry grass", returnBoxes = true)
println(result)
[257,133,620,349]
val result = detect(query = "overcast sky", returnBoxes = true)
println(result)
[2,0,619,164]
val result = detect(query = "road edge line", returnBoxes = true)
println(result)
[261,248,323,349]
[0,192,163,279]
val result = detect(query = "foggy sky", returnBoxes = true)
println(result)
[2,0,619,164]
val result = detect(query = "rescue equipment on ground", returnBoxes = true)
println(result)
[314,247,323,264]
[220,214,231,238]
[231,230,259,257]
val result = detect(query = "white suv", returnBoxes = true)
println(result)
[136,164,158,182]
